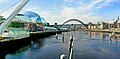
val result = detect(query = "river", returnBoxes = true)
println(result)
[4,31,120,59]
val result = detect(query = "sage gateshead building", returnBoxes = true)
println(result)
[13,11,57,32]
[15,11,46,24]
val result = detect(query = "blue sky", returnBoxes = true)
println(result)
[0,0,120,24]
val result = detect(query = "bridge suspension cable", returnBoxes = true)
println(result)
[0,0,21,15]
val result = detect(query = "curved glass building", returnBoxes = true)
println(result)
[18,11,47,24]
[15,14,32,22]
[14,11,57,31]
[41,17,47,25]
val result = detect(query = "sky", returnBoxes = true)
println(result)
[0,0,120,24]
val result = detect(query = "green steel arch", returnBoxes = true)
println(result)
[59,19,88,29]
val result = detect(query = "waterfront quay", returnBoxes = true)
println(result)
[84,29,120,34]
[0,30,62,59]
[30,30,62,38]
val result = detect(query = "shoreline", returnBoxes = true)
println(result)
[83,29,120,34]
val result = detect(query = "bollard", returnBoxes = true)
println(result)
[56,33,58,38]
[62,34,64,41]
[60,54,66,59]
[68,35,73,59]
[31,41,33,46]
[109,38,112,44]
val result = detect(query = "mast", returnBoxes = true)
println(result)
[0,0,30,36]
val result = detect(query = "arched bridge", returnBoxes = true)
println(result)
[58,19,88,29]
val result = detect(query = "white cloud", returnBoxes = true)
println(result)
[97,0,119,8]
[87,0,104,9]
[0,0,7,15]
[0,0,7,4]
[60,0,104,24]
[0,0,118,25]
[22,6,64,24]
[61,0,118,24]
[60,6,103,24]
[22,6,102,24]
[22,0,118,24]
[64,0,80,3]
[0,0,21,18]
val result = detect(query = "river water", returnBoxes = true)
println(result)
[5,31,120,59]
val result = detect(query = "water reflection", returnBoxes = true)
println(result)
[0,39,31,59]
[30,38,44,50]
[87,31,120,43]
[87,32,107,39]
[109,35,120,44]
[5,38,45,59]
[2,31,120,59]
